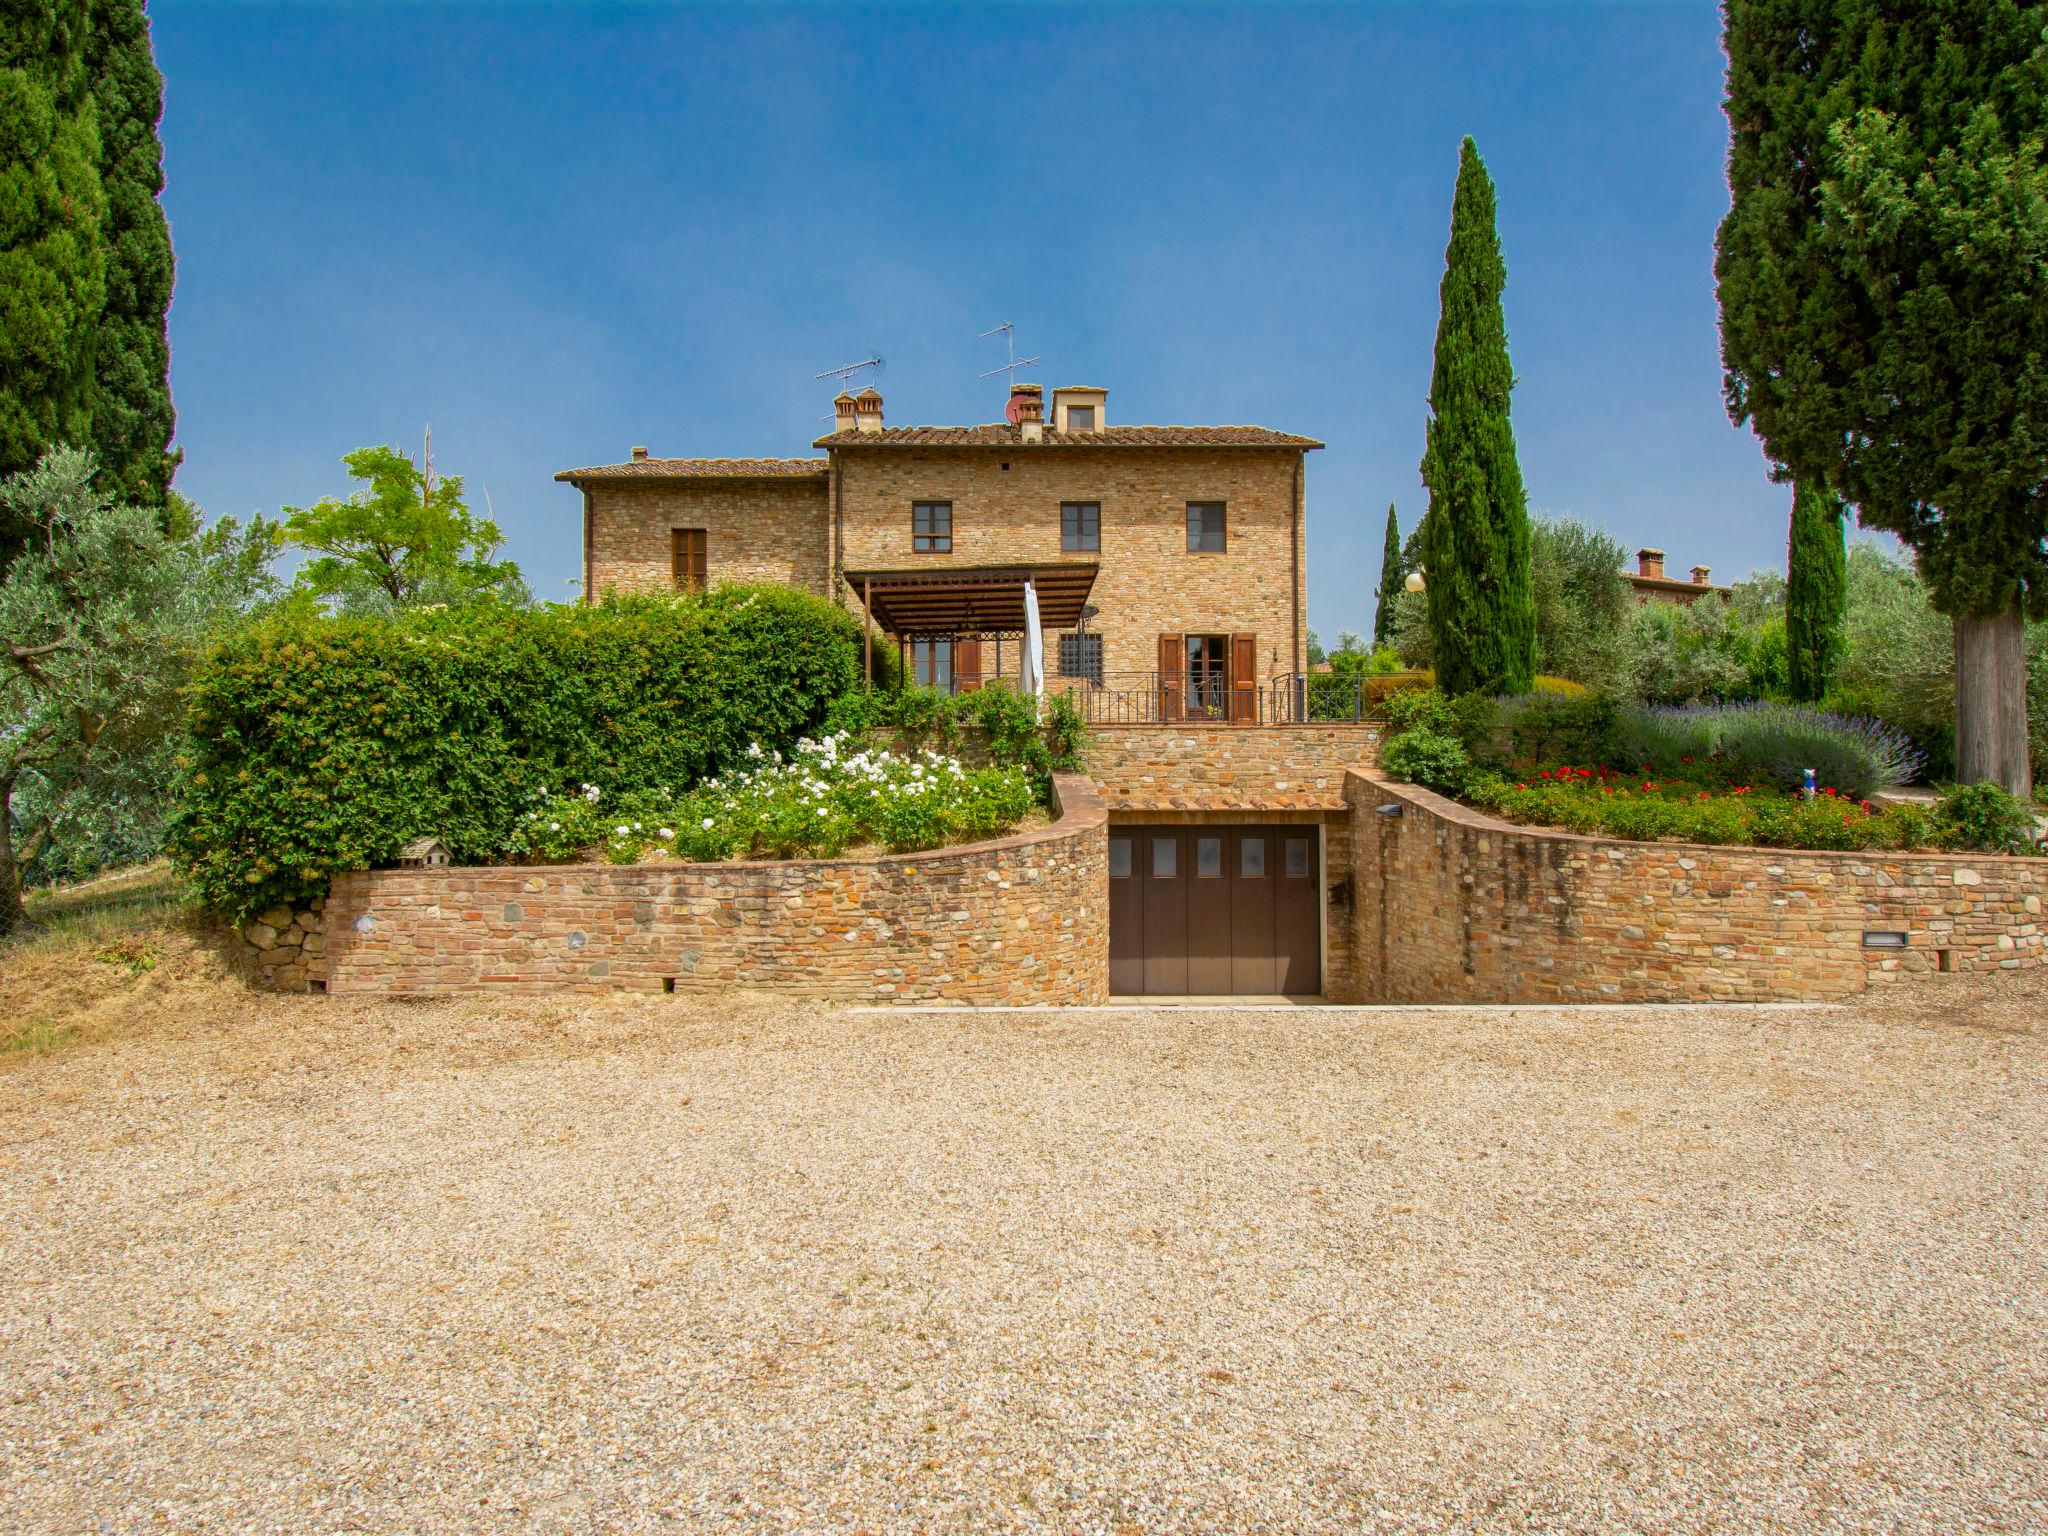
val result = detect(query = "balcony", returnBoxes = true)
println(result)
[1050,671,1375,726]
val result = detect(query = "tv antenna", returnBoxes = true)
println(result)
[976,322,1042,386]
[815,355,883,389]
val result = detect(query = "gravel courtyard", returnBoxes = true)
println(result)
[4,977,2045,1534]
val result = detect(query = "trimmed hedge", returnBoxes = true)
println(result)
[170,588,891,921]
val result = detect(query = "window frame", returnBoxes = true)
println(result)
[1186,501,1227,553]
[912,500,954,554]
[672,527,708,592]
[1057,630,1104,684]
[1061,500,1101,553]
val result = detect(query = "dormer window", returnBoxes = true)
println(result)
[1066,405,1095,431]
[1050,386,1108,433]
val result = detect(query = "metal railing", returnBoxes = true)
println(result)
[1051,671,1375,726]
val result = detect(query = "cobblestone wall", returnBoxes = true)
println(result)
[293,776,1107,1002]
[1086,723,1380,811]
[1348,771,2047,1003]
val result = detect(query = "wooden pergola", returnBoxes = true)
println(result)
[845,562,1100,683]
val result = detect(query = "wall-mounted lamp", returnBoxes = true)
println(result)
[1862,930,1909,949]
[1376,803,1404,817]
[1404,566,1427,594]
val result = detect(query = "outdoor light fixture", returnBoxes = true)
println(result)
[1376,803,1405,817]
[1862,931,1910,949]
[1404,567,1427,593]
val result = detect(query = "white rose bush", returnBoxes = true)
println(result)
[510,733,1033,864]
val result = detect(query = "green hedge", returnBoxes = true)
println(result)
[169,588,888,921]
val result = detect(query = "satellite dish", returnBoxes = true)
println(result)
[1005,392,1027,425]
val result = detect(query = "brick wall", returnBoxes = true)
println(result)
[315,775,1108,1002]
[1348,771,2047,1003]
[834,447,1309,689]
[585,478,831,600]
[1087,723,1380,811]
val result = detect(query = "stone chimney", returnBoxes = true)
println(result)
[630,445,650,462]
[853,387,884,434]
[1691,564,1711,586]
[832,392,857,434]
[1637,548,1666,581]
[1010,382,1044,443]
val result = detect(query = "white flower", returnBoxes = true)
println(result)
[615,825,630,836]
[581,783,602,803]
[658,827,674,840]
[549,821,561,831]
[702,816,716,829]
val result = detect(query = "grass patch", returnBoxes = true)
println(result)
[3,864,235,1059]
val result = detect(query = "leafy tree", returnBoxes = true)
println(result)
[1717,1,2048,793]
[1420,137,1536,696]
[283,444,529,613]
[0,0,106,558]
[1785,479,1847,701]
[85,0,176,509]
[1373,503,1404,647]
[1305,628,1327,667]
[1530,513,1631,686]
[0,449,273,933]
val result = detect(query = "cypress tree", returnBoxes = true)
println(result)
[86,0,176,509]
[1717,0,2047,793]
[1419,137,1535,697]
[1372,502,1402,648]
[1785,478,1846,703]
[0,0,106,554]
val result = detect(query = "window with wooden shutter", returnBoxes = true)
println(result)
[912,501,953,553]
[672,528,708,592]
[1229,633,1258,722]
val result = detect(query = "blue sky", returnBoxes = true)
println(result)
[156,0,1793,634]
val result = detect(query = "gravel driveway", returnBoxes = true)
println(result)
[3,979,2045,1534]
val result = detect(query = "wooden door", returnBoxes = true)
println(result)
[672,529,708,592]
[1228,633,1259,723]
[1141,829,1188,995]
[1185,829,1232,994]
[954,636,984,693]
[1107,833,1143,995]
[1229,828,1279,994]
[1275,829,1321,995]
[1157,633,1184,722]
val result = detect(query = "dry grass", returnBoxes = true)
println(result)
[1,940,2045,1533]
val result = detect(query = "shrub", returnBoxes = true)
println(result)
[1617,700,1924,801]
[509,734,1035,863]
[1932,782,2041,856]
[1381,726,1471,795]
[170,586,882,921]
[821,681,1084,793]
[1492,690,1621,773]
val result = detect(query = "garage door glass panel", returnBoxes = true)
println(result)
[1152,837,1178,878]
[1109,837,1132,879]
[1195,836,1222,877]
[1240,837,1266,878]
[1285,837,1311,878]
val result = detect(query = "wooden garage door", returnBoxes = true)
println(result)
[1108,824,1321,996]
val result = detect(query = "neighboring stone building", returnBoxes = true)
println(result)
[1627,547,1730,606]
[557,383,1321,717]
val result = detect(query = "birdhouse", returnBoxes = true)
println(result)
[398,837,451,869]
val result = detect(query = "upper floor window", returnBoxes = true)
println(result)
[672,528,707,592]
[1061,501,1100,553]
[1065,405,1096,432]
[912,501,953,553]
[1187,502,1227,553]
[1058,631,1104,683]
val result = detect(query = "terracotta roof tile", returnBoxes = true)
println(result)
[812,424,1323,450]
[554,457,828,483]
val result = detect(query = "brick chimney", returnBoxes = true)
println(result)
[1010,382,1044,443]
[832,392,856,434]
[853,387,884,434]
[1637,548,1666,581]
[1691,564,1711,586]
[630,445,649,462]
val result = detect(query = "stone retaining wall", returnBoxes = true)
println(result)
[1086,723,1380,811]
[282,775,1106,1002]
[1348,771,2046,1003]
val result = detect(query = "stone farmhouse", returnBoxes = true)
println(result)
[557,382,1321,722]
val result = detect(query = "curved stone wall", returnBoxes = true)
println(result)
[315,775,1108,1002]
[1348,770,2046,1003]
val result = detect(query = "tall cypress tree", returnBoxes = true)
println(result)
[0,0,106,554]
[1372,502,1402,648]
[1717,1,2047,793]
[1785,478,1846,703]
[1420,137,1535,696]
[86,0,176,509]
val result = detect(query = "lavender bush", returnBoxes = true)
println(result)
[1618,701,1925,801]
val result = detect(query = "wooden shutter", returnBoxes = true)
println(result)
[672,529,707,592]
[1157,632,1185,722]
[954,636,983,693]
[1229,633,1258,723]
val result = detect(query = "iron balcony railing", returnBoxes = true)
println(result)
[1051,671,1376,725]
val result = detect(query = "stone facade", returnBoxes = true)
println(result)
[305,776,1106,1001]
[1348,771,2047,1003]
[832,446,1309,688]
[1086,723,1380,811]
[583,477,830,601]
